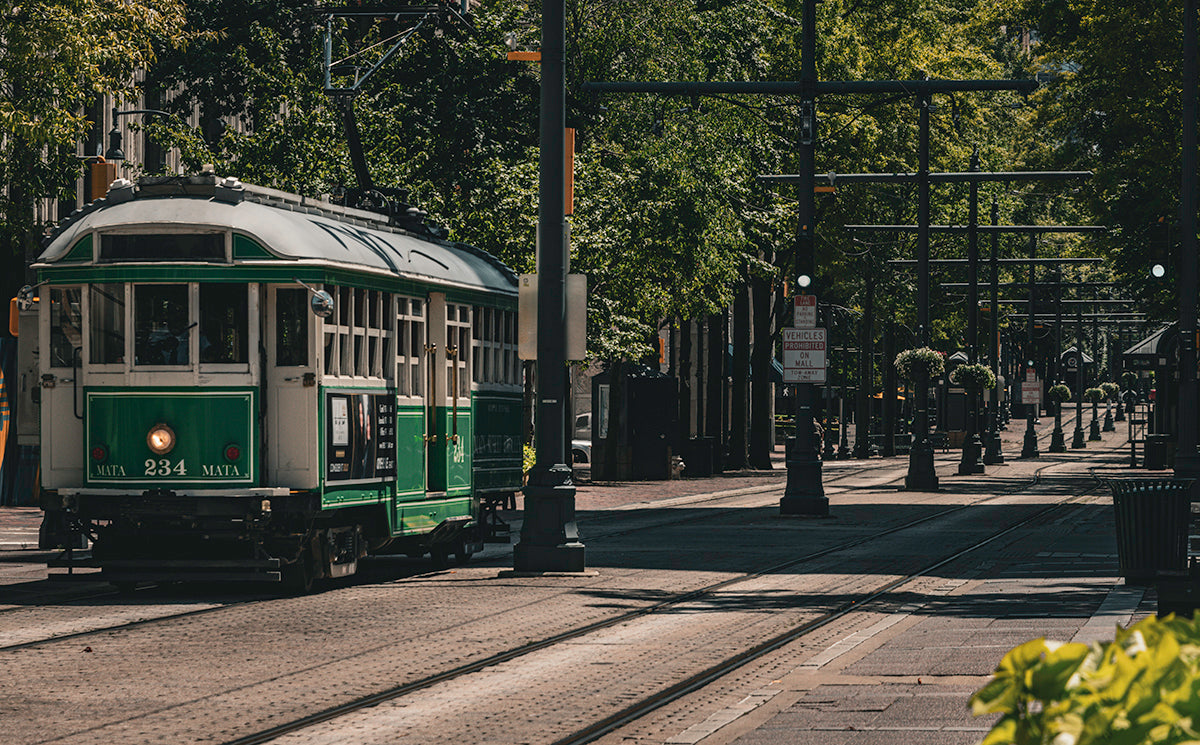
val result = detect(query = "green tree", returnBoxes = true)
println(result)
[0,0,187,333]
[980,0,1182,321]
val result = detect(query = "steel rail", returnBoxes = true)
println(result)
[552,465,1104,745]
[220,451,1092,745]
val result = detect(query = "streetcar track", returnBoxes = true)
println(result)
[553,471,1107,745]
[218,455,1101,745]
[0,424,1115,654]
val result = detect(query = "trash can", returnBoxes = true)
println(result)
[1107,479,1193,585]
[1144,434,1173,470]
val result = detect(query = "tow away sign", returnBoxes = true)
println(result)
[783,328,827,384]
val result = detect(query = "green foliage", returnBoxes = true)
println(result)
[981,0,1181,322]
[1085,387,1105,403]
[1048,384,1072,403]
[1101,382,1120,399]
[971,614,1200,745]
[1123,372,1139,389]
[895,347,946,383]
[952,362,997,390]
[0,0,190,305]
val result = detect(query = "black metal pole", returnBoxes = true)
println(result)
[906,93,939,490]
[1178,0,1200,492]
[854,263,875,458]
[959,149,985,474]
[514,0,585,572]
[1089,307,1103,440]
[984,197,1005,463]
[1021,234,1040,458]
[882,319,897,457]
[1072,303,1086,449]
[781,0,827,515]
[1049,268,1067,452]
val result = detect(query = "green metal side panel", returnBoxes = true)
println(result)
[85,388,256,488]
[395,496,473,536]
[472,390,523,494]
[62,235,93,263]
[321,485,390,507]
[395,405,426,501]
[427,408,472,496]
[232,234,275,260]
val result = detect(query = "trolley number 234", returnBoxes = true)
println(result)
[145,458,187,476]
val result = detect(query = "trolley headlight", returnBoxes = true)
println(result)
[147,423,176,455]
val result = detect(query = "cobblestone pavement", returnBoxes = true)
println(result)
[0,408,1162,745]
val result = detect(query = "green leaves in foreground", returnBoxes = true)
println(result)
[970,614,1200,745]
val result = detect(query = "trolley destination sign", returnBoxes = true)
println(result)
[782,328,827,384]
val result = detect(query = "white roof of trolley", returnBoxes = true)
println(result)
[38,175,517,296]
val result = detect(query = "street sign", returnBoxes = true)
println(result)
[782,327,827,383]
[1021,379,1042,405]
[794,295,817,328]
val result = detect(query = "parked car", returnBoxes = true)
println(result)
[573,411,592,467]
[574,412,591,439]
[571,438,591,465]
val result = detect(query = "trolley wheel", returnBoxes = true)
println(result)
[453,538,473,566]
[430,544,450,569]
[281,554,315,594]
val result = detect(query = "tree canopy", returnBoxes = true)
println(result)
[2,0,1187,363]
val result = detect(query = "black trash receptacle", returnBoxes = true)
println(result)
[682,437,715,477]
[1107,479,1193,586]
[1144,434,1173,470]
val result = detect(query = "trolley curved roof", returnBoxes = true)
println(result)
[37,177,517,297]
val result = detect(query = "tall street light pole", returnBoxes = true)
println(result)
[587,21,1036,505]
[1049,267,1067,452]
[984,197,1005,464]
[906,92,939,490]
[514,0,585,573]
[1021,234,1040,459]
[1072,303,1087,449]
[780,0,826,513]
[957,149,985,475]
[1177,0,1200,494]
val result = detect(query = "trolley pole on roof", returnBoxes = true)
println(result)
[513,0,586,573]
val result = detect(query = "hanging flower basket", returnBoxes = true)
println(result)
[1085,387,1106,403]
[950,362,996,391]
[894,347,945,383]
[1047,384,1072,404]
[1100,381,1119,400]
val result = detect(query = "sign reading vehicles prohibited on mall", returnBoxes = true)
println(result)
[782,327,827,384]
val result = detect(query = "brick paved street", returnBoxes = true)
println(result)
[0,411,1167,745]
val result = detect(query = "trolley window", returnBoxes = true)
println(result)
[101,233,225,262]
[88,283,125,365]
[49,287,82,368]
[199,284,248,363]
[134,284,190,365]
[276,288,308,366]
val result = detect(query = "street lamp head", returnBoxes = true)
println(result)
[797,274,812,289]
[105,123,124,161]
[1151,263,1166,279]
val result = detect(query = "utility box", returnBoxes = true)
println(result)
[592,364,679,480]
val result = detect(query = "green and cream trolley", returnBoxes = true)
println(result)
[29,174,523,589]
